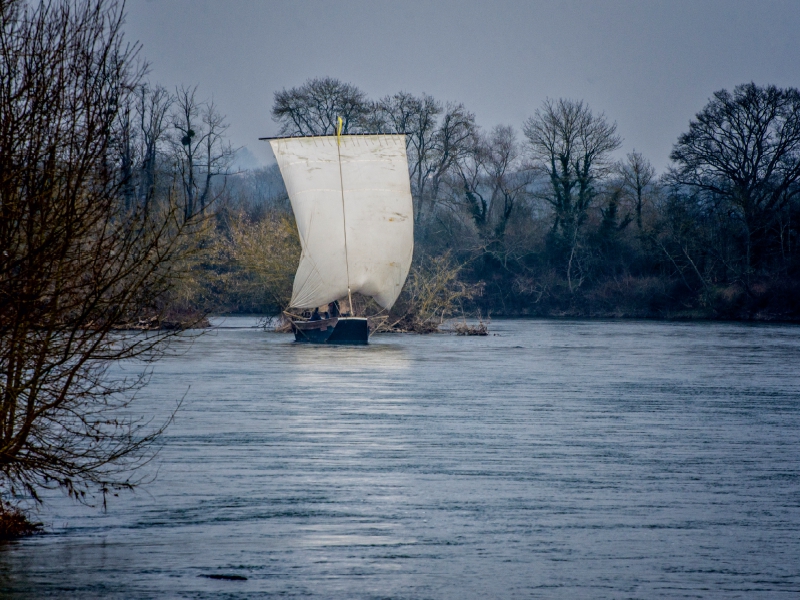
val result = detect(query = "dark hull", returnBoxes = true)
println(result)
[292,317,369,345]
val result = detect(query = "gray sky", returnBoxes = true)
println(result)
[125,0,800,173]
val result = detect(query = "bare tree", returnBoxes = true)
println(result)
[453,125,532,242]
[523,99,621,290]
[426,103,479,217]
[524,98,622,237]
[114,83,175,213]
[481,126,532,240]
[617,151,656,230]
[136,84,174,209]
[172,86,234,219]
[272,76,370,136]
[670,83,800,281]
[0,0,203,519]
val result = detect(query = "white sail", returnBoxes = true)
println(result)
[269,134,414,310]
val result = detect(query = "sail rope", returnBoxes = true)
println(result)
[336,116,355,315]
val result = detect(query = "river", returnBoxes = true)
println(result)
[1,318,799,598]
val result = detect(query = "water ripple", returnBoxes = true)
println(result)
[1,318,799,598]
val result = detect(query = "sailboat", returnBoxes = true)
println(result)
[261,121,414,344]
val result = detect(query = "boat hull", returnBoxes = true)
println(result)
[292,317,369,345]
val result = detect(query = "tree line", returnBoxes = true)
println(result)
[235,76,800,321]
[87,74,800,324]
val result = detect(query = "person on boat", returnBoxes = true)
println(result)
[310,307,321,321]
[328,300,340,318]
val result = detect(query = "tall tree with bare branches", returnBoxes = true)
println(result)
[523,99,621,290]
[0,0,203,522]
[618,150,656,231]
[524,98,622,238]
[171,86,235,220]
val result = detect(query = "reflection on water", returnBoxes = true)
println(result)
[1,318,800,598]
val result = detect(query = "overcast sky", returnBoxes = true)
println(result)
[125,0,800,173]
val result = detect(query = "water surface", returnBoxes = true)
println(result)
[1,318,799,598]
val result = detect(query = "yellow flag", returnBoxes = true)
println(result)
[336,116,343,144]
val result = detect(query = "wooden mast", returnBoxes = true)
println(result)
[335,116,354,316]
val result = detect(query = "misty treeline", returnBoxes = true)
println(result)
[107,74,800,323]
[213,77,800,321]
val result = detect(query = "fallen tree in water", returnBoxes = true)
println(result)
[377,253,484,334]
[451,319,490,336]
